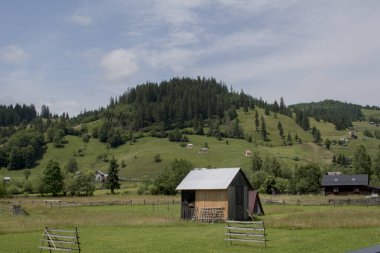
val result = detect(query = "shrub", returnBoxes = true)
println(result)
[154,154,162,163]
[137,185,145,195]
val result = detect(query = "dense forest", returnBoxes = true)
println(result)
[290,100,364,130]
[0,104,37,126]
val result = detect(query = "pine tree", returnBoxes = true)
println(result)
[279,97,286,114]
[261,116,267,140]
[277,121,284,138]
[353,145,372,176]
[106,157,120,194]
[273,100,279,113]
[325,138,331,150]
[264,107,270,116]
[286,132,293,145]
[255,110,259,132]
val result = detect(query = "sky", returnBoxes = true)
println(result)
[1,0,379,116]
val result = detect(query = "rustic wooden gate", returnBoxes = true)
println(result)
[225,220,267,246]
[39,227,80,252]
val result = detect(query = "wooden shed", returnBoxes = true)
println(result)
[176,168,263,221]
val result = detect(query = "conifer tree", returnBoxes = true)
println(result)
[106,157,120,194]
[255,110,259,132]
[261,116,267,140]
[277,121,284,138]
[353,145,372,176]
[286,132,293,145]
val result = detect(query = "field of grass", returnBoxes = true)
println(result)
[1,194,380,252]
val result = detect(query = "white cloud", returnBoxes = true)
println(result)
[41,100,81,116]
[0,45,27,64]
[146,48,197,72]
[69,14,92,26]
[101,49,139,81]
[152,0,203,28]
[167,31,199,47]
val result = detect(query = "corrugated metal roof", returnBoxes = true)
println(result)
[176,168,241,190]
[321,174,368,186]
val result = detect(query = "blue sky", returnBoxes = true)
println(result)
[1,0,379,116]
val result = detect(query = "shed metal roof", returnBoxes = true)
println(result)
[321,174,368,186]
[176,168,241,190]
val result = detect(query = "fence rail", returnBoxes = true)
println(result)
[225,220,266,246]
[264,197,380,206]
[39,227,80,252]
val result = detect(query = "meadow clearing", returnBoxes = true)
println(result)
[1,193,380,253]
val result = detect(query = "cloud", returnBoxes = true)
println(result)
[101,49,139,81]
[41,100,81,116]
[152,0,203,28]
[0,45,27,64]
[69,14,92,26]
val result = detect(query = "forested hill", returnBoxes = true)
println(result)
[74,77,263,129]
[289,100,364,130]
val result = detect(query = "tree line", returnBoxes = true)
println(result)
[290,100,364,130]
[0,104,37,126]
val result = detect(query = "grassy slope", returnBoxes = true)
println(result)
[1,196,380,253]
[1,108,379,181]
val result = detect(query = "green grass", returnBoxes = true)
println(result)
[2,195,380,252]
[362,109,380,120]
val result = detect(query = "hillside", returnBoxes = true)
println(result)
[1,78,380,195]
[3,107,379,182]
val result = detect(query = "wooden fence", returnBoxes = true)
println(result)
[39,227,80,252]
[225,220,266,246]
[264,197,380,206]
[42,199,179,208]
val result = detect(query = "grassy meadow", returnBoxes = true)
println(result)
[1,194,380,252]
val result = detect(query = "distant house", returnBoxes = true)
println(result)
[348,131,358,139]
[176,168,264,221]
[187,143,193,149]
[3,176,11,183]
[199,147,208,154]
[95,171,107,182]
[245,150,252,157]
[321,174,374,195]
[347,244,380,253]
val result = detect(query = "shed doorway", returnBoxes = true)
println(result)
[181,190,195,220]
[235,186,244,220]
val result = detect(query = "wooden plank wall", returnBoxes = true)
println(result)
[195,190,228,220]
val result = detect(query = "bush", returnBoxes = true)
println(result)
[154,154,162,163]
[363,129,374,138]
[7,180,23,195]
[0,183,7,197]
[137,185,145,195]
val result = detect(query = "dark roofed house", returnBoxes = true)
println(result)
[347,245,380,253]
[321,174,369,195]
[176,168,264,222]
